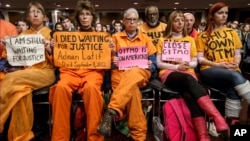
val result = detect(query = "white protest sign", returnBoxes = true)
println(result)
[162,41,191,62]
[5,34,45,66]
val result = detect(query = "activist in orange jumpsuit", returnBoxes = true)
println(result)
[0,15,18,81]
[49,0,106,141]
[0,2,55,141]
[98,8,157,141]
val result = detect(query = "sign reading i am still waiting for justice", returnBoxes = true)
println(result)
[162,40,191,62]
[118,46,148,70]
[5,34,45,66]
[53,32,111,69]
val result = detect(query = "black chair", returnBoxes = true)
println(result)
[32,85,53,139]
[147,78,181,117]
[140,85,156,119]
[70,91,85,141]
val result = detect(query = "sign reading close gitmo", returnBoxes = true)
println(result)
[53,32,111,69]
[162,40,191,62]
[118,46,148,70]
[5,34,45,66]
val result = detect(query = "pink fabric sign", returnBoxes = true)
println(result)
[118,46,148,70]
[162,41,191,62]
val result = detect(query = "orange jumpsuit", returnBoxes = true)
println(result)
[0,26,55,141]
[49,32,106,141]
[0,19,18,81]
[108,31,156,141]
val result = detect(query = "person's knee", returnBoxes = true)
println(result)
[230,72,246,84]
[227,92,241,100]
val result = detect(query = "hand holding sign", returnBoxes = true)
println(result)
[0,38,6,47]
[4,34,45,66]
[113,56,119,67]
[43,39,52,54]
[118,46,148,70]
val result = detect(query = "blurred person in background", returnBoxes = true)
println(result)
[16,19,29,34]
[184,12,198,38]
[60,15,76,31]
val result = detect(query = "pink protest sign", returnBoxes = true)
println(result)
[118,46,148,70]
[162,41,191,62]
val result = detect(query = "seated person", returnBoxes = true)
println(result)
[156,10,228,140]
[196,2,250,125]
[49,0,106,141]
[0,2,55,141]
[97,8,157,141]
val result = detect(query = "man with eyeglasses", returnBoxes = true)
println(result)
[98,7,157,141]
[138,5,167,46]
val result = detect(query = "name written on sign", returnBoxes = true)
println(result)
[162,40,191,62]
[118,46,148,70]
[53,32,111,69]
[5,34,45,66]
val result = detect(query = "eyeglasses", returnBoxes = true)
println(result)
[125,18,138,22]
[29,10,43,15]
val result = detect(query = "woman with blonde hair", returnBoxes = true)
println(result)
[156,10,228,141]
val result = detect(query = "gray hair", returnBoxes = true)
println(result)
[123,8,139,19]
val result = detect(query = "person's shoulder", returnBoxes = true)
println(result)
[112,31,125,38]
[138,31,149,38]
[184,35,194,40]
[0,19,16,29]
[197,31,207,38]
[138,22,147,30]
[159,22,167,26]
[42,26,52,32]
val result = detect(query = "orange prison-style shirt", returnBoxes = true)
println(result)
[21,27,54,69]
[0,19,18,80]
[0,19,18,58]
[112,31,156,59]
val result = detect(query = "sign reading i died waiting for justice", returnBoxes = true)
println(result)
[53,32,111,69]
[5,34,45,66]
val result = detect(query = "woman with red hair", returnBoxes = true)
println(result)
[196,2,250,126]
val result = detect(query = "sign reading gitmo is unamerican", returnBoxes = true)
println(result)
[5,34,45,66]
[53,32,111,69]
